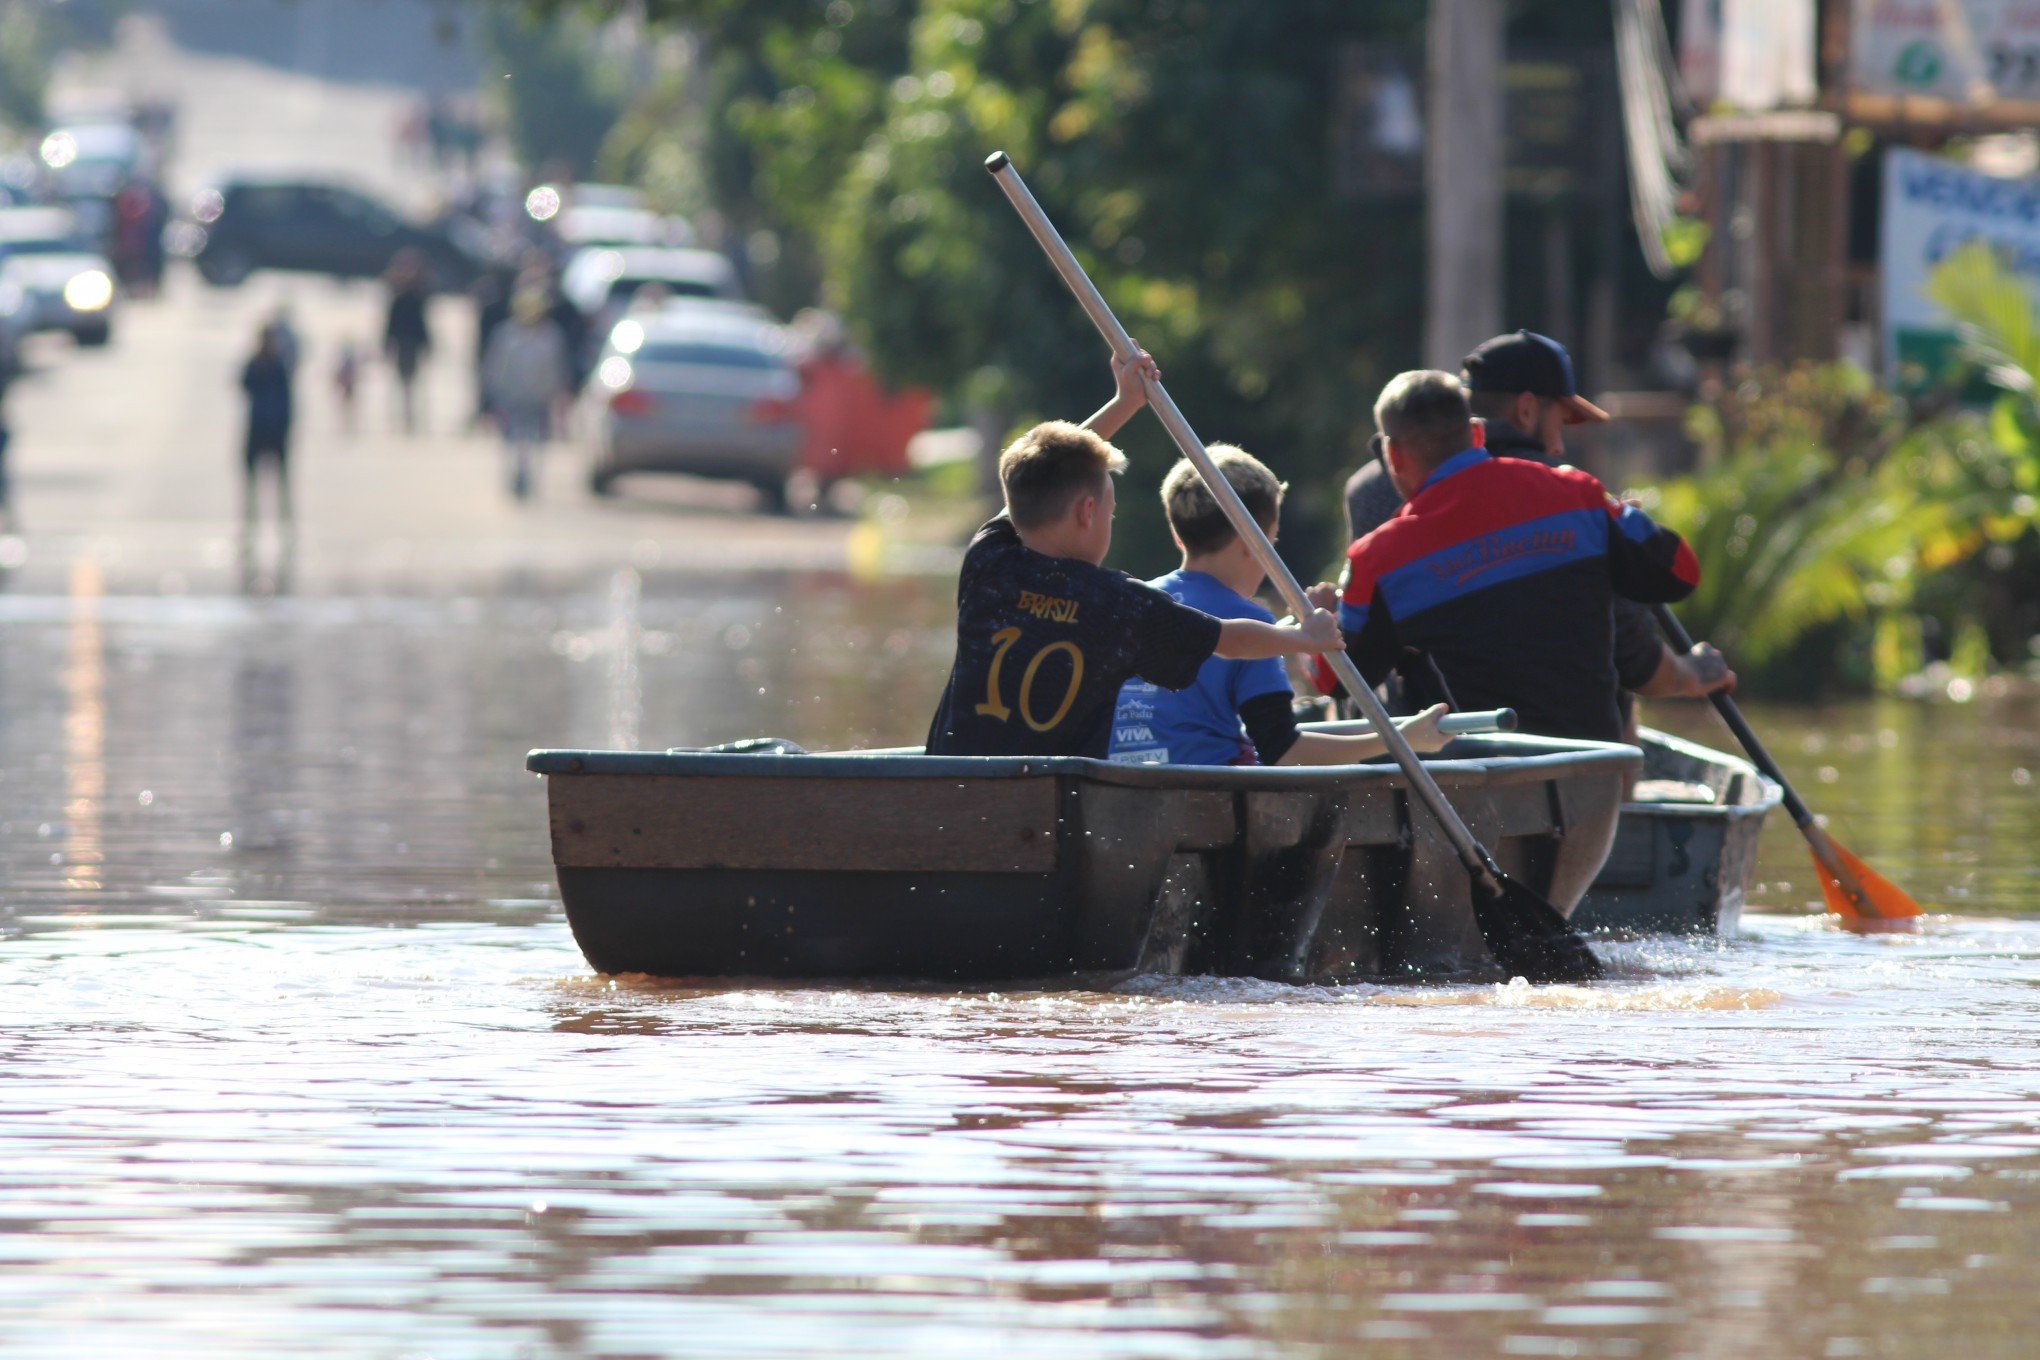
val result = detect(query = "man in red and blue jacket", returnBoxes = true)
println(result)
[1316,370,1700,744]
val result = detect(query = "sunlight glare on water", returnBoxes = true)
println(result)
[1,584,2037,1359]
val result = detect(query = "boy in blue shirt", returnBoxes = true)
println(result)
[1111,446,1449,766]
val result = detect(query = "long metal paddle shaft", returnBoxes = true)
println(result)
[1649,603,1884,917]
[985,151,1503,888]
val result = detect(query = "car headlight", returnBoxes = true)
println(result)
[597,356,634,391]
[63,270,114,312]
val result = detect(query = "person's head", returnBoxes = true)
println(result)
[1160,445,1285,570]
[386,247,428,288]
[1373,370,1475,499]
[1461,330,1607,457]
[999,420,1127,565]
[511,288,549,325]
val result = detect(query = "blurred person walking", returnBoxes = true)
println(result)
[0,339,16,532]
[333,339,362,436]
[240,323,295,524]
[482,289,569,501]
[383,250,433,434]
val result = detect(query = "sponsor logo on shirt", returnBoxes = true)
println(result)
[1015,590,1081,623]
[1427,527,1577,587]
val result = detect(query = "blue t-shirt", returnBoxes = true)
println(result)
[1108,570,1293,766]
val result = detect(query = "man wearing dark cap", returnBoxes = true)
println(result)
[1343,330,1732,709]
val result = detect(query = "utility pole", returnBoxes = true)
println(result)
[1425,0,1504,369]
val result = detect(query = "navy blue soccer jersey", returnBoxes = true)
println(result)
[1316,450,1699,743]
[926,518,1225,758]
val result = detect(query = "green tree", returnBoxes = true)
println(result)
[479,6,630,178]
[0,1,52,132]
[522,0,1641,577]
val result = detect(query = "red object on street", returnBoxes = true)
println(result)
[791,352,932,482]
[609,388,656,417]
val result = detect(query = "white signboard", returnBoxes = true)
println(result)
[1852,0,2040,107]
[1680,0,1817,109]
[1880,147,2040,384]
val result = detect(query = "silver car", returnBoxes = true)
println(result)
[586,305,803,509]
[0,207,117,346]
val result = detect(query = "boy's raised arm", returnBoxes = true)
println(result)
[1080,346,1160,440]
[1215,608,1344,661]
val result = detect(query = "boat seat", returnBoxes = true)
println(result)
[1630,779,1717,805]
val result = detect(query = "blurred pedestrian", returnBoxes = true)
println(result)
[111,180,154,294]
[0,339,16,532]
[471,266,513,426]
[383,250,432,434]
[482,288,569,501]
[333,339,361,436]
[268,303,300,374]
[240,324,294,524]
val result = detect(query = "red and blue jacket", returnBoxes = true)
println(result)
[1315,449,1699,743]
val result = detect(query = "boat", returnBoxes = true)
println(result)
[1572,727,1782,935]
[525,732,1640,985]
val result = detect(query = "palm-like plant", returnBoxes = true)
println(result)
[1926,240,2040,503]
[1643,365,1993,667]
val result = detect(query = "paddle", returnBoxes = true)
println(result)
[1650,603,1921,928]
[986,151,1602,983]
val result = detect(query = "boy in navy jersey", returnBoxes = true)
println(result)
[926,352,1344,759]
[1110,446,1451,766]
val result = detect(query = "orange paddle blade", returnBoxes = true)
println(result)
[1806,829,1922,928]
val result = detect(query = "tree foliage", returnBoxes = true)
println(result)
[1644,364,2001,683]
[0,2,52,132]
[537,0,1442,575]
[479,6,631,178]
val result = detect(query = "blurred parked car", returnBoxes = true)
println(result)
[567,183,645,211]
[39,121,146,244]
[188,176,481,288]
[40,121,143,200]
[556,204,693,251]
[586,303,803,509]
[0,207,117,346]
[562,246,740,354]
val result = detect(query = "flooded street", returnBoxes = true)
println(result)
[2,7,2037,1357]
[3,573,2038,1359]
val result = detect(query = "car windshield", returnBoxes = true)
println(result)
[607,276,718,304]
[638,340,781,369]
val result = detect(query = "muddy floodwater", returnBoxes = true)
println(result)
[3,566,2038,1359]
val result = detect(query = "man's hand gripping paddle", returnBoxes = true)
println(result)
[985,151,1602,982]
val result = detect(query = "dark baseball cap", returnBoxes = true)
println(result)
[1462,330,1608,425]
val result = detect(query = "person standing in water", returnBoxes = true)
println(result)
[383,250,433,434]
[482,288,570,501]
[240,323,295,523]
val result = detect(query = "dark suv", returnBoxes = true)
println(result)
[191,177,480,288]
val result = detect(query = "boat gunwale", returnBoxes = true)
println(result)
[1622,726,1784,817]
[527,734,1641,791]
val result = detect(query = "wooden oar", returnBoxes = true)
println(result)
[987,151,1602,983]
[1650,604,1921,929]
